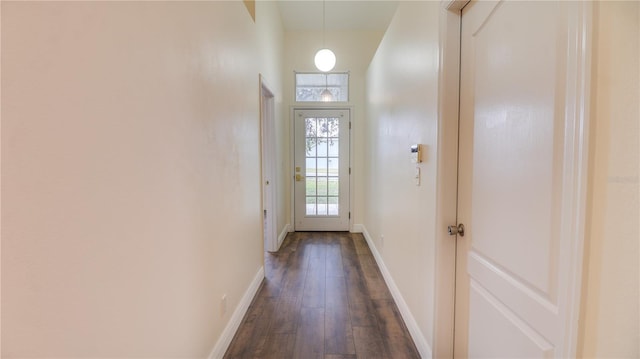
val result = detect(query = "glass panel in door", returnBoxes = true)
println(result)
[294,109,349,231]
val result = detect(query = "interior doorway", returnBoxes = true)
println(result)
[446,1,592,357]
[260,76,278,252]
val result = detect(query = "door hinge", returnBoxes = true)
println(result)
[349,122,352,130]
[349,212,351,219]
[349,167,351,175]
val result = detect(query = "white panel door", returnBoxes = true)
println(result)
[294,109,350,231]
[455,1,589,357]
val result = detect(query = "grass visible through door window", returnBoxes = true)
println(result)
[305,174,339,194]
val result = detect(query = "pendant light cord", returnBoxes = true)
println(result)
[322,0,326,48]
[314,0,335,72]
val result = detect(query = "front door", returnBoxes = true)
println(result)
[294,109,350,231]
[454,1,589,357]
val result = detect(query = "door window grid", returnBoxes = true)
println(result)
[305,117,339,216]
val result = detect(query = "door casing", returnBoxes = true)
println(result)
[432,1,467,358]
[260,75,278,252]
[290,106,354,232]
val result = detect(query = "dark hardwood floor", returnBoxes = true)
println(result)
[224,232,420,359]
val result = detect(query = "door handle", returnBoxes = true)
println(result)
[295,174,305,182]
[448,223,465,237]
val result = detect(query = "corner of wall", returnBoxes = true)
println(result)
[360,225,433,358]
[208,267,264,359]
[277,224,291,250]
[351,224,365,233]
[579,2,640,357]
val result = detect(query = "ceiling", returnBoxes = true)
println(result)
[276,1,399,31]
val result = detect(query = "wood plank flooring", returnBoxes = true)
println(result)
[224,232,420,359]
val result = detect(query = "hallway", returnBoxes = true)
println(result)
[224,232,420,359]
[2,1,637,357]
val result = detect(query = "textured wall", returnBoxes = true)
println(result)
[1,2,272,356]
[364,2,441,352]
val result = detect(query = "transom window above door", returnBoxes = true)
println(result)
[295,72,349,102]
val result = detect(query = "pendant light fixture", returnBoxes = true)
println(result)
[314,0,336,72]
[320,88,333,101]
[320,73,333,102]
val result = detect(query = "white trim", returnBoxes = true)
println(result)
[351,223,364,233]
[361,225,433,359]
[0,2,3,353]
[290,106,354,232]
[277,223,291,250]
[289,106,296,229]
[432,2,464,358]
[208,267,265,359]
[260,75,278,253]
[559,2,593,357]
[348,107,355,232]
[442,0,469,12]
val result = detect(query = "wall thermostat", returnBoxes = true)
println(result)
[411,144,423,163]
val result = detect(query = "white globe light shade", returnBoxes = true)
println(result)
[314,49,336,72]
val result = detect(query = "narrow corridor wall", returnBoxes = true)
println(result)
[365,2,639,357]
[1,2,275,356]
[580,1,640,357]
[256,1,287,240]
[363,2,441,355]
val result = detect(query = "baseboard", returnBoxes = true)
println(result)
[351,223,364,233]
[208,266,265,359]
[360,225,433,359]
[277,224,291,250]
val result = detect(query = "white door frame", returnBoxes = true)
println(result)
[433,1,593,357]
[432,1,467,357]
[260,75,278,252]
[290,106,354,232]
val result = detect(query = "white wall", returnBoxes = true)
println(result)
[283,29,384,229]
[1,2,280,357]
[367,2,640,357]
[364,2,441,353]
[256,1,287,239]
[580,1,640,357]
